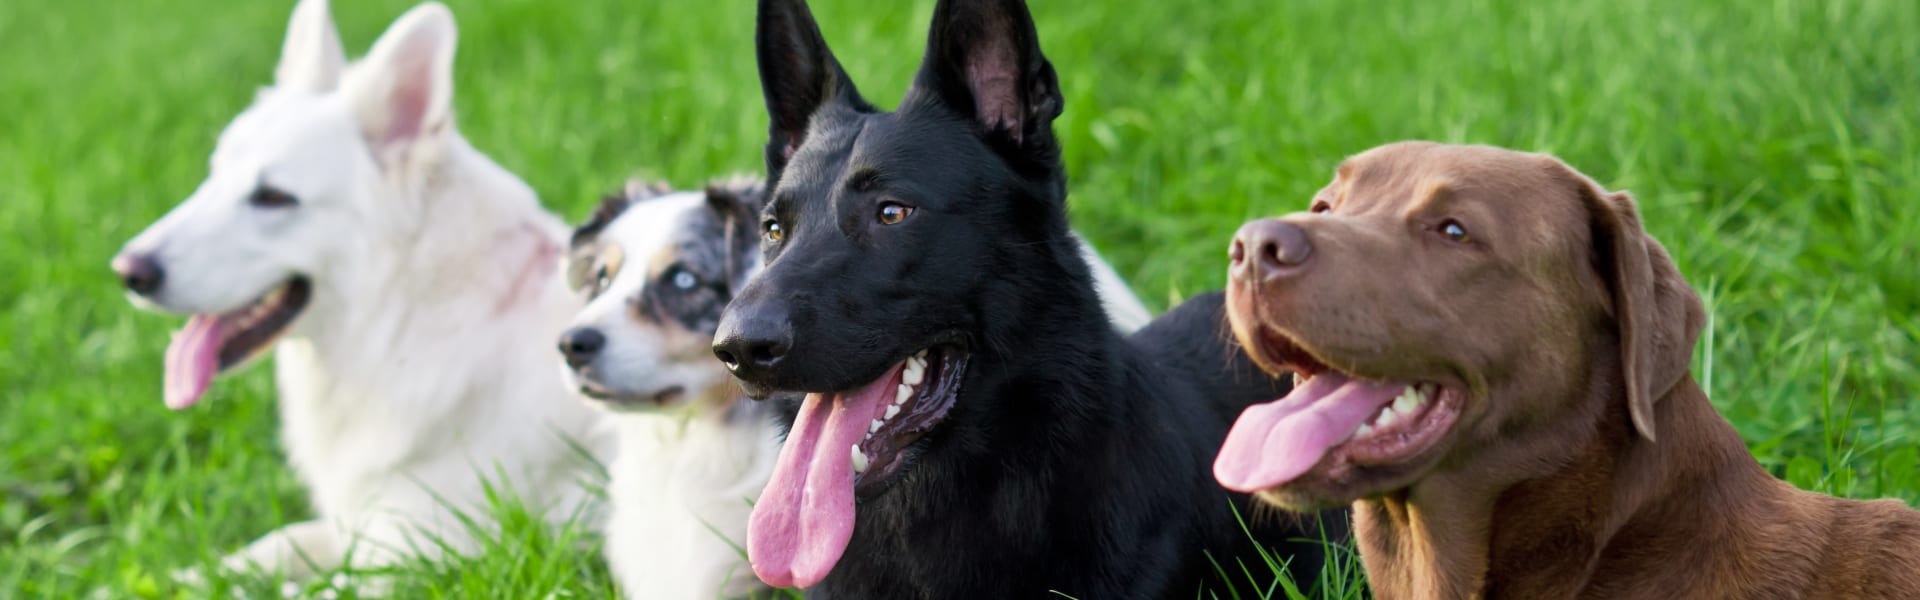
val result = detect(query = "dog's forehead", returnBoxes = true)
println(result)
[602,191,709,264]
[1336,143,1585,228]
[775,108,981,207]
[777,108,872,201]
[213,92,352,168]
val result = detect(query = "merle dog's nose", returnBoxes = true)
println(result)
[1231,219,1312,282]
[558,327,606,369]
[712,310,793,380]
[112,253,165,296]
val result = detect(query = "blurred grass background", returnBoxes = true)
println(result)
[2,0,1915,596]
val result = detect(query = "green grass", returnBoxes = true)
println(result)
[3,0,1916,596]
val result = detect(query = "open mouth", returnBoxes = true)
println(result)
[163,276,311,410]
[1214,324,1462,494]
[746,342,968,589]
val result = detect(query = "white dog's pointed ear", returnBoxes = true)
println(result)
[344,2,457,166]
[275,0,346,92]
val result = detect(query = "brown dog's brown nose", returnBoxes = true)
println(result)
[1230,219,1312,281]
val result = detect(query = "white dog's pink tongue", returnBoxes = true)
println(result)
[163,315,224,410]
[1214,372,1406,492]
[748,368,898,589]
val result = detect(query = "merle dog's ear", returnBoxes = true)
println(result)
[909,0,1062,155]
[706,177,767,289]
[757,0,864,177]
[1575,166,1705,443]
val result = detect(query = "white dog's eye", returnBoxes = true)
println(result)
[670,268,698,290]
[249,184,299,209]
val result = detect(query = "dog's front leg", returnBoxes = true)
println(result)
[219,519,344,581]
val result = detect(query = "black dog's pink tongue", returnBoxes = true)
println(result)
[748,367,898,589]
[1214,372,1406,492]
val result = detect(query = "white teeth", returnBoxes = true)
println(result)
[870,419,883,434]
[914,349,928,359]
[851,445,869,473]
[885,405,901,419]
[1374,406,1401,429]
[1392,391,1418,415]
[896,384,913,405]
[903,361,925,385]
[1355,422,1376,437]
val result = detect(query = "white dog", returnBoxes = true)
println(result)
[557,179,1151,599]
[110,0,609,582]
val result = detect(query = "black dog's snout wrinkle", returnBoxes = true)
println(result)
[113,252,165,296]
[558,327,605,369]
[1232,219,1312,282]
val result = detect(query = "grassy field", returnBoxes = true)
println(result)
[3,0,1917,597]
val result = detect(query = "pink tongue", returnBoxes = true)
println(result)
[748,368,898,589]
[163,315,224,410]
[1214,372,1407,492]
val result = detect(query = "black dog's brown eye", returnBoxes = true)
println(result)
[1440,219,1471,243]
[877,202,914,225]
[763,219,784,242]
[1310,201,1331,214]
[249,184,298,208]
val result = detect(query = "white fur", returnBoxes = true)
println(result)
[115,0,609,581]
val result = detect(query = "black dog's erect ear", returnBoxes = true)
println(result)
[1578,171,1706,443]
[909,0,1062,154]
[756,0,865,176]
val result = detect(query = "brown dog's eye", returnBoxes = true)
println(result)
[763,219,784,242]
[1310,201,1331,214]
[1440,219,1471,244]
[877,201,914,225]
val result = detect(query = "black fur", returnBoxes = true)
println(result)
[714,0,1345,596]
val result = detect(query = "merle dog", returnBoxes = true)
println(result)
[711,0,1343,596]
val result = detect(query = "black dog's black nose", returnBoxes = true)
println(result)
[558,327,606,369]
[1231,219,1312,282]
[112,253,165,296]
[712,313,793,379]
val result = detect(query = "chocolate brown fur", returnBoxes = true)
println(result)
[1228,141,1920,598]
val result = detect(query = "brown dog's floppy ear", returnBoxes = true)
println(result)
[1582,179,1707,442]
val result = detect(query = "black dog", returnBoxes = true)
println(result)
[711,0,1343,596]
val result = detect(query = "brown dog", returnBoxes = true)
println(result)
[1212,141,1920,598]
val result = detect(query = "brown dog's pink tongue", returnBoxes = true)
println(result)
[163,315,224,410]
[748,368,898,589]
[1214,372,1407,492]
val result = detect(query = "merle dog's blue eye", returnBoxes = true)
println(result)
[249,184,298,209]
[671,269,698,290]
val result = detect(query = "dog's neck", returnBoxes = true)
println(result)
[279,132,574,412]
[1355,375,1780,598]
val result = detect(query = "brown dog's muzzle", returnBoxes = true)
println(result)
[1230,219,1312,285]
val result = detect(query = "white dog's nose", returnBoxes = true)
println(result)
[112,253,166,297]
